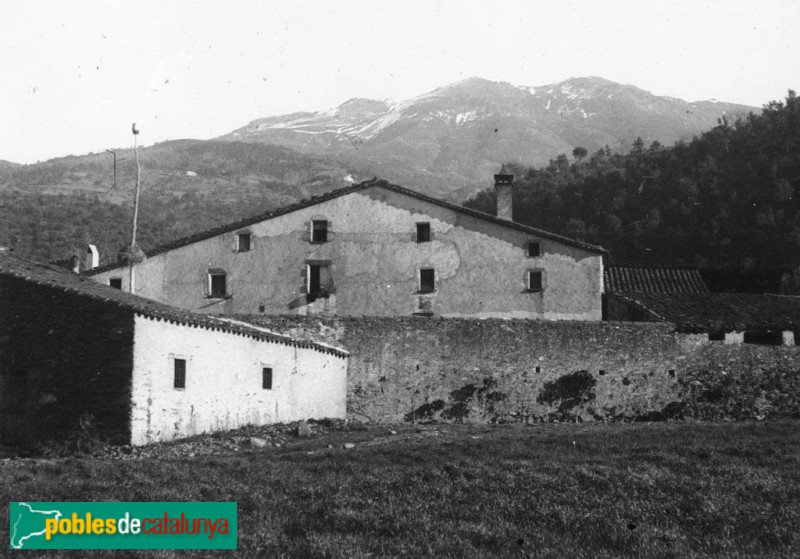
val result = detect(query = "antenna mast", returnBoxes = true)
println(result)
[129,123,141,294]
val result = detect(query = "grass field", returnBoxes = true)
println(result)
[2,420,800,558]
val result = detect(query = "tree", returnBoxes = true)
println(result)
[572,147,588,161]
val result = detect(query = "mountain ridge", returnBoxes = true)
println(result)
[219,76,757,198]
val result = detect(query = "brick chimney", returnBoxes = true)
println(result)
[494,174,514,221]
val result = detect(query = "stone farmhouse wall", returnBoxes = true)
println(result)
[245,316,800,423]
[90,185,602,320]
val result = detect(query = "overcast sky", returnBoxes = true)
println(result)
[1,0,797,164]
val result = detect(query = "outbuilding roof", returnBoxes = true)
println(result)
[609,291,800,334]
[86,178,605,275]
[0,253,347,357]
[604,263,709,293]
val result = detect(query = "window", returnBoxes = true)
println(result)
[311,220,328,243]
[262,367,273,390]
[527,241,541,258]
[527,271,543,292]
[306,263,332,302]
[109,277,122,289]
[419,268,435,293]
[237,233,251,252]
[174,359,186,389]
[416,223,431,243]
[208,270,227,298]
[708,331,725,341]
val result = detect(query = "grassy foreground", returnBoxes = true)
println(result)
[2,421,800,558]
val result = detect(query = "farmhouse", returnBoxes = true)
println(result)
[87,176,606,320]
[0,253,348,446]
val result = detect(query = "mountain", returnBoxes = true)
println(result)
[220,77,757,199]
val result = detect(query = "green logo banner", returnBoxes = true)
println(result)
[9,502,237,549]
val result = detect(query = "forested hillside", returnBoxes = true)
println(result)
[464,91,800,289]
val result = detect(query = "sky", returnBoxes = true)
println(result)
[1,0,798,164]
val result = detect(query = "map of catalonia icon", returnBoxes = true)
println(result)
[9,502,62,549]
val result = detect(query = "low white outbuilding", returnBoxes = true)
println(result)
[130,314,347,445]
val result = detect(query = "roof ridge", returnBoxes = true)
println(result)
[85,178,604,275]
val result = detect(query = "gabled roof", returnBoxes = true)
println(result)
[86,178,605,275]
[604,263,709,293]
[0,253,347,357]
[610,291,800,333]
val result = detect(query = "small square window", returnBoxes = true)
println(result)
[527,271,543,292]
[237,233,251,252]
[312,220,328,243]
[416,223,431,243]
[527,241,541,257]
[262,367,273,390]
[109,278,122,289]
[209,272,227,298]
[174,359,186,389]
[419,268,435,293]
[708,332,725,341]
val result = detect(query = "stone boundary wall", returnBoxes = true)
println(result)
[239,316,800,423]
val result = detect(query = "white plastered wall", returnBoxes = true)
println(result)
[130,315,347,445]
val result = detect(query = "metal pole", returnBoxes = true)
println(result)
[129,123,141,294]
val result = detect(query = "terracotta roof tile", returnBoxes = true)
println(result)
[605,264,709,293]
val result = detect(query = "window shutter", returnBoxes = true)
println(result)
[300,265,308,294]
[327,220,333,241]
[301,222,311,242]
